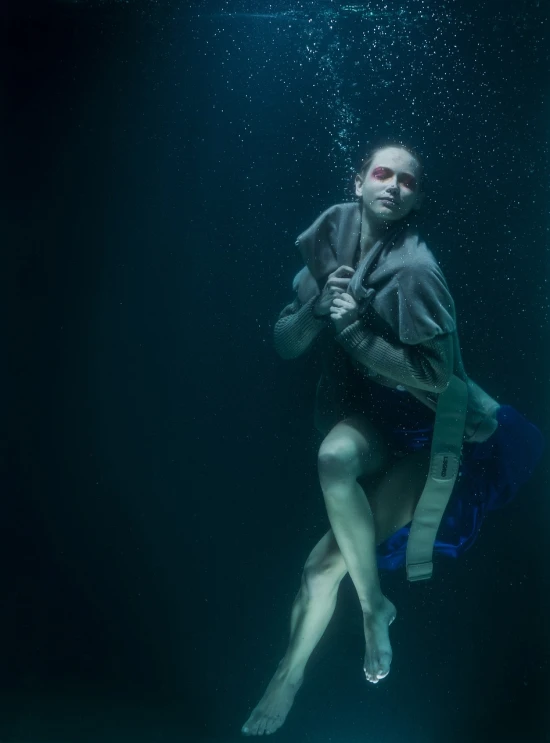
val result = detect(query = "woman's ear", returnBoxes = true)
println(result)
[354,174,364,197]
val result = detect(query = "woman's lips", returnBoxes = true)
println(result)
[379,197,397,207]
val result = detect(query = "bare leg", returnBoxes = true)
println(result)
[318,416,396,682]
[369,449,431,543]
[242,531,347,736]
[360,448,430,682]
[242,444,430,733]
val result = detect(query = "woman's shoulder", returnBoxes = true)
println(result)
[319,201,358,219]
[296,201,358,239]
[375,228,455,320]
[296,202,361,280]
[394,227,447,280]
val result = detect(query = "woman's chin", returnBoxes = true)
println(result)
[366,204,405,224]
[373,210,404,224]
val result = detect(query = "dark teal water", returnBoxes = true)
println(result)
[4,0,549,740]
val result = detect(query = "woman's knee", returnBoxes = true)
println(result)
[318,435,362,481]
[318,419,388,484]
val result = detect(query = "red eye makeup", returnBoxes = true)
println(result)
[371,167,392,180]
[370,166,417,190]
[400,174,417,190]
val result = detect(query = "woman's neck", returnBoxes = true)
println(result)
[359,207,387,260]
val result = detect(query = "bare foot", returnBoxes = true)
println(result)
[242,666,303,736]
[363,595,396,684]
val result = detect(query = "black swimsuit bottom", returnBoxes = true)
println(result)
[343,371,435,457]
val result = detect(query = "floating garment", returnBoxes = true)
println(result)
[376,405,544,571]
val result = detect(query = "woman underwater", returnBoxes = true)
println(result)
[242,144,543,736]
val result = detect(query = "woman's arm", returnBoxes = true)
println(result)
[273,296,328,359]
[336,318,454,393]
[274,266,355,360]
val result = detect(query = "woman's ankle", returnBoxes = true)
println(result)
[360,591,387,616]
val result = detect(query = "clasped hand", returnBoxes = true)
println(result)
[313,265,359,333]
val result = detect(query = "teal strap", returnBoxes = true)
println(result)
[406,375,468,582]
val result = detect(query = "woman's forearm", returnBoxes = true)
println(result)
[274,297,328,359]
[336,320,453,393]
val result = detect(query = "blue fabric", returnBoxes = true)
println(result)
[376,405,544,571]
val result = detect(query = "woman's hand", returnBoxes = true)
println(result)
[313,266,355,317]
[330,292,359,333]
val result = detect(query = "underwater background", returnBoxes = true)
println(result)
[4,0,550,740]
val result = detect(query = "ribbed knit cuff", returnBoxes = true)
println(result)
[274,297,329,359]
[335,320,369,351]
[297,296,330,332]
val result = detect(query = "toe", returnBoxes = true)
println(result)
[243,714,260,736]
[241,720,252,735]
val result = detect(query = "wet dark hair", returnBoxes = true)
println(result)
[358,140,425,190]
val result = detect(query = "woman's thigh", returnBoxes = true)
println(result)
[305,451,430,575]
[367,449,431,545]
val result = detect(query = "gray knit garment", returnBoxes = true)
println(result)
[274,202,500,443]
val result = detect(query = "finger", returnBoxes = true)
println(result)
[332,293,356,310]
[332,297,353,309]
[331,265,355,278]
[327,279,349,291]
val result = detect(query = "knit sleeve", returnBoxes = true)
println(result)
[336,319,454,393]
[273,296,328,360]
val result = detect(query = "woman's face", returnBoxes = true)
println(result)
[355,147,423,223]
